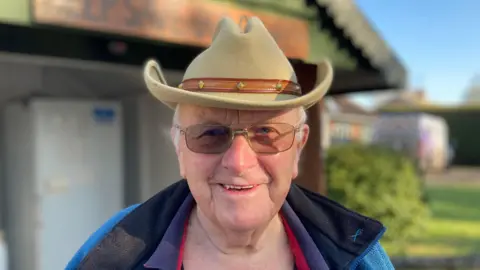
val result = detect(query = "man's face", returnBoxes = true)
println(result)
[173,104,309,231]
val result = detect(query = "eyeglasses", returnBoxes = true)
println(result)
[174,123,301,155]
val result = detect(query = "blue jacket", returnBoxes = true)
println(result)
[66,181,395,269]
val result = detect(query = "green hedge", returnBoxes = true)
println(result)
[326,144,430,253]
[434,111,480,165]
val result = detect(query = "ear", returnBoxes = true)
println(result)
[170,126,179,153]
[296,124,310,160]
[171,126,186,178]
[292,124,310,179]
[177,150,186,179]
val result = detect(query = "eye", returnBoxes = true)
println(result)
[201,127,229,137]
[252,126,277,135]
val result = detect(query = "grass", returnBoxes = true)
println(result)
[383,182,480,257]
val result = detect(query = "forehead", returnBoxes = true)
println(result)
[177,104,298,125]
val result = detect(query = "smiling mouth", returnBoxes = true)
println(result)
[220,184,258,191]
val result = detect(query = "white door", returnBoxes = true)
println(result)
[32,100,124,270]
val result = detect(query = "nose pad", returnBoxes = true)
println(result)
[232,129,250,140]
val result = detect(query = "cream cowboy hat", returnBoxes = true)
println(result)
[143,16,334,110]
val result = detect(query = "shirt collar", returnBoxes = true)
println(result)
[144,195,329,270]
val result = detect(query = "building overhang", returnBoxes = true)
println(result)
[306,0,407,94]
[0,0,407,98]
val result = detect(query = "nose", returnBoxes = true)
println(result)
[221,135,257,175]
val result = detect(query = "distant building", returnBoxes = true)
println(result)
[324,96,377,146]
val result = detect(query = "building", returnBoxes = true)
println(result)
[325,96,377,145]
[0,0,406,269]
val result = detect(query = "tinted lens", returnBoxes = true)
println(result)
[248,123,296,154]
[185,124,232,154]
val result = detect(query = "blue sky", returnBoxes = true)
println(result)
[348,0,480,107]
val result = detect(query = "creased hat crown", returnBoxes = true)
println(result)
[183,16,297,83]
[143,16,333,110]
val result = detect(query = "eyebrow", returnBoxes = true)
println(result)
[190,111,290,125]
[194,119,292,127]
[196,119,226,125]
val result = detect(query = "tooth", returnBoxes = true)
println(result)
[222,184,254,190]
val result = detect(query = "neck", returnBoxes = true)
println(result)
[190,206,287,255]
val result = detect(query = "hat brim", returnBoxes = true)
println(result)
[143,59,334,111]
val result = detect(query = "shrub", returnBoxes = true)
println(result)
[326,144,430,254]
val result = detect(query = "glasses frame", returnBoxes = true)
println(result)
[174,122,303,155]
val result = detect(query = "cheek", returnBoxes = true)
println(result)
[179,142,214,177]
[259,153,297,192]
[183,154,219,193]
[185,155,215,178]
[264,152,297,175]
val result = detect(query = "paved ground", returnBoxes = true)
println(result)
[426,166,480,185]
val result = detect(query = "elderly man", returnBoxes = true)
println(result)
[66,17,394,270]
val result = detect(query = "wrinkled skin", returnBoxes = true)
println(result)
[172,104,309,255]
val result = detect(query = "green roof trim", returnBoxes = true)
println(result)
[0,0,31,25]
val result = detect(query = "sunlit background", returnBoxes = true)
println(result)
[0,0,479,269]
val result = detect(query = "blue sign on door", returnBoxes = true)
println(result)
[92,107,115,123]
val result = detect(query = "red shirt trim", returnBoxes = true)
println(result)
[177,220,189,270]
[280,214,310,270]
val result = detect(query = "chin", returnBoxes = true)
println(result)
[217,211,272,232]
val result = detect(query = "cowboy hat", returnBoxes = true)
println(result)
[143,16,333,110]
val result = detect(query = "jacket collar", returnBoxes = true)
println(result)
[286,184,385,269]
[78,180,385,270]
